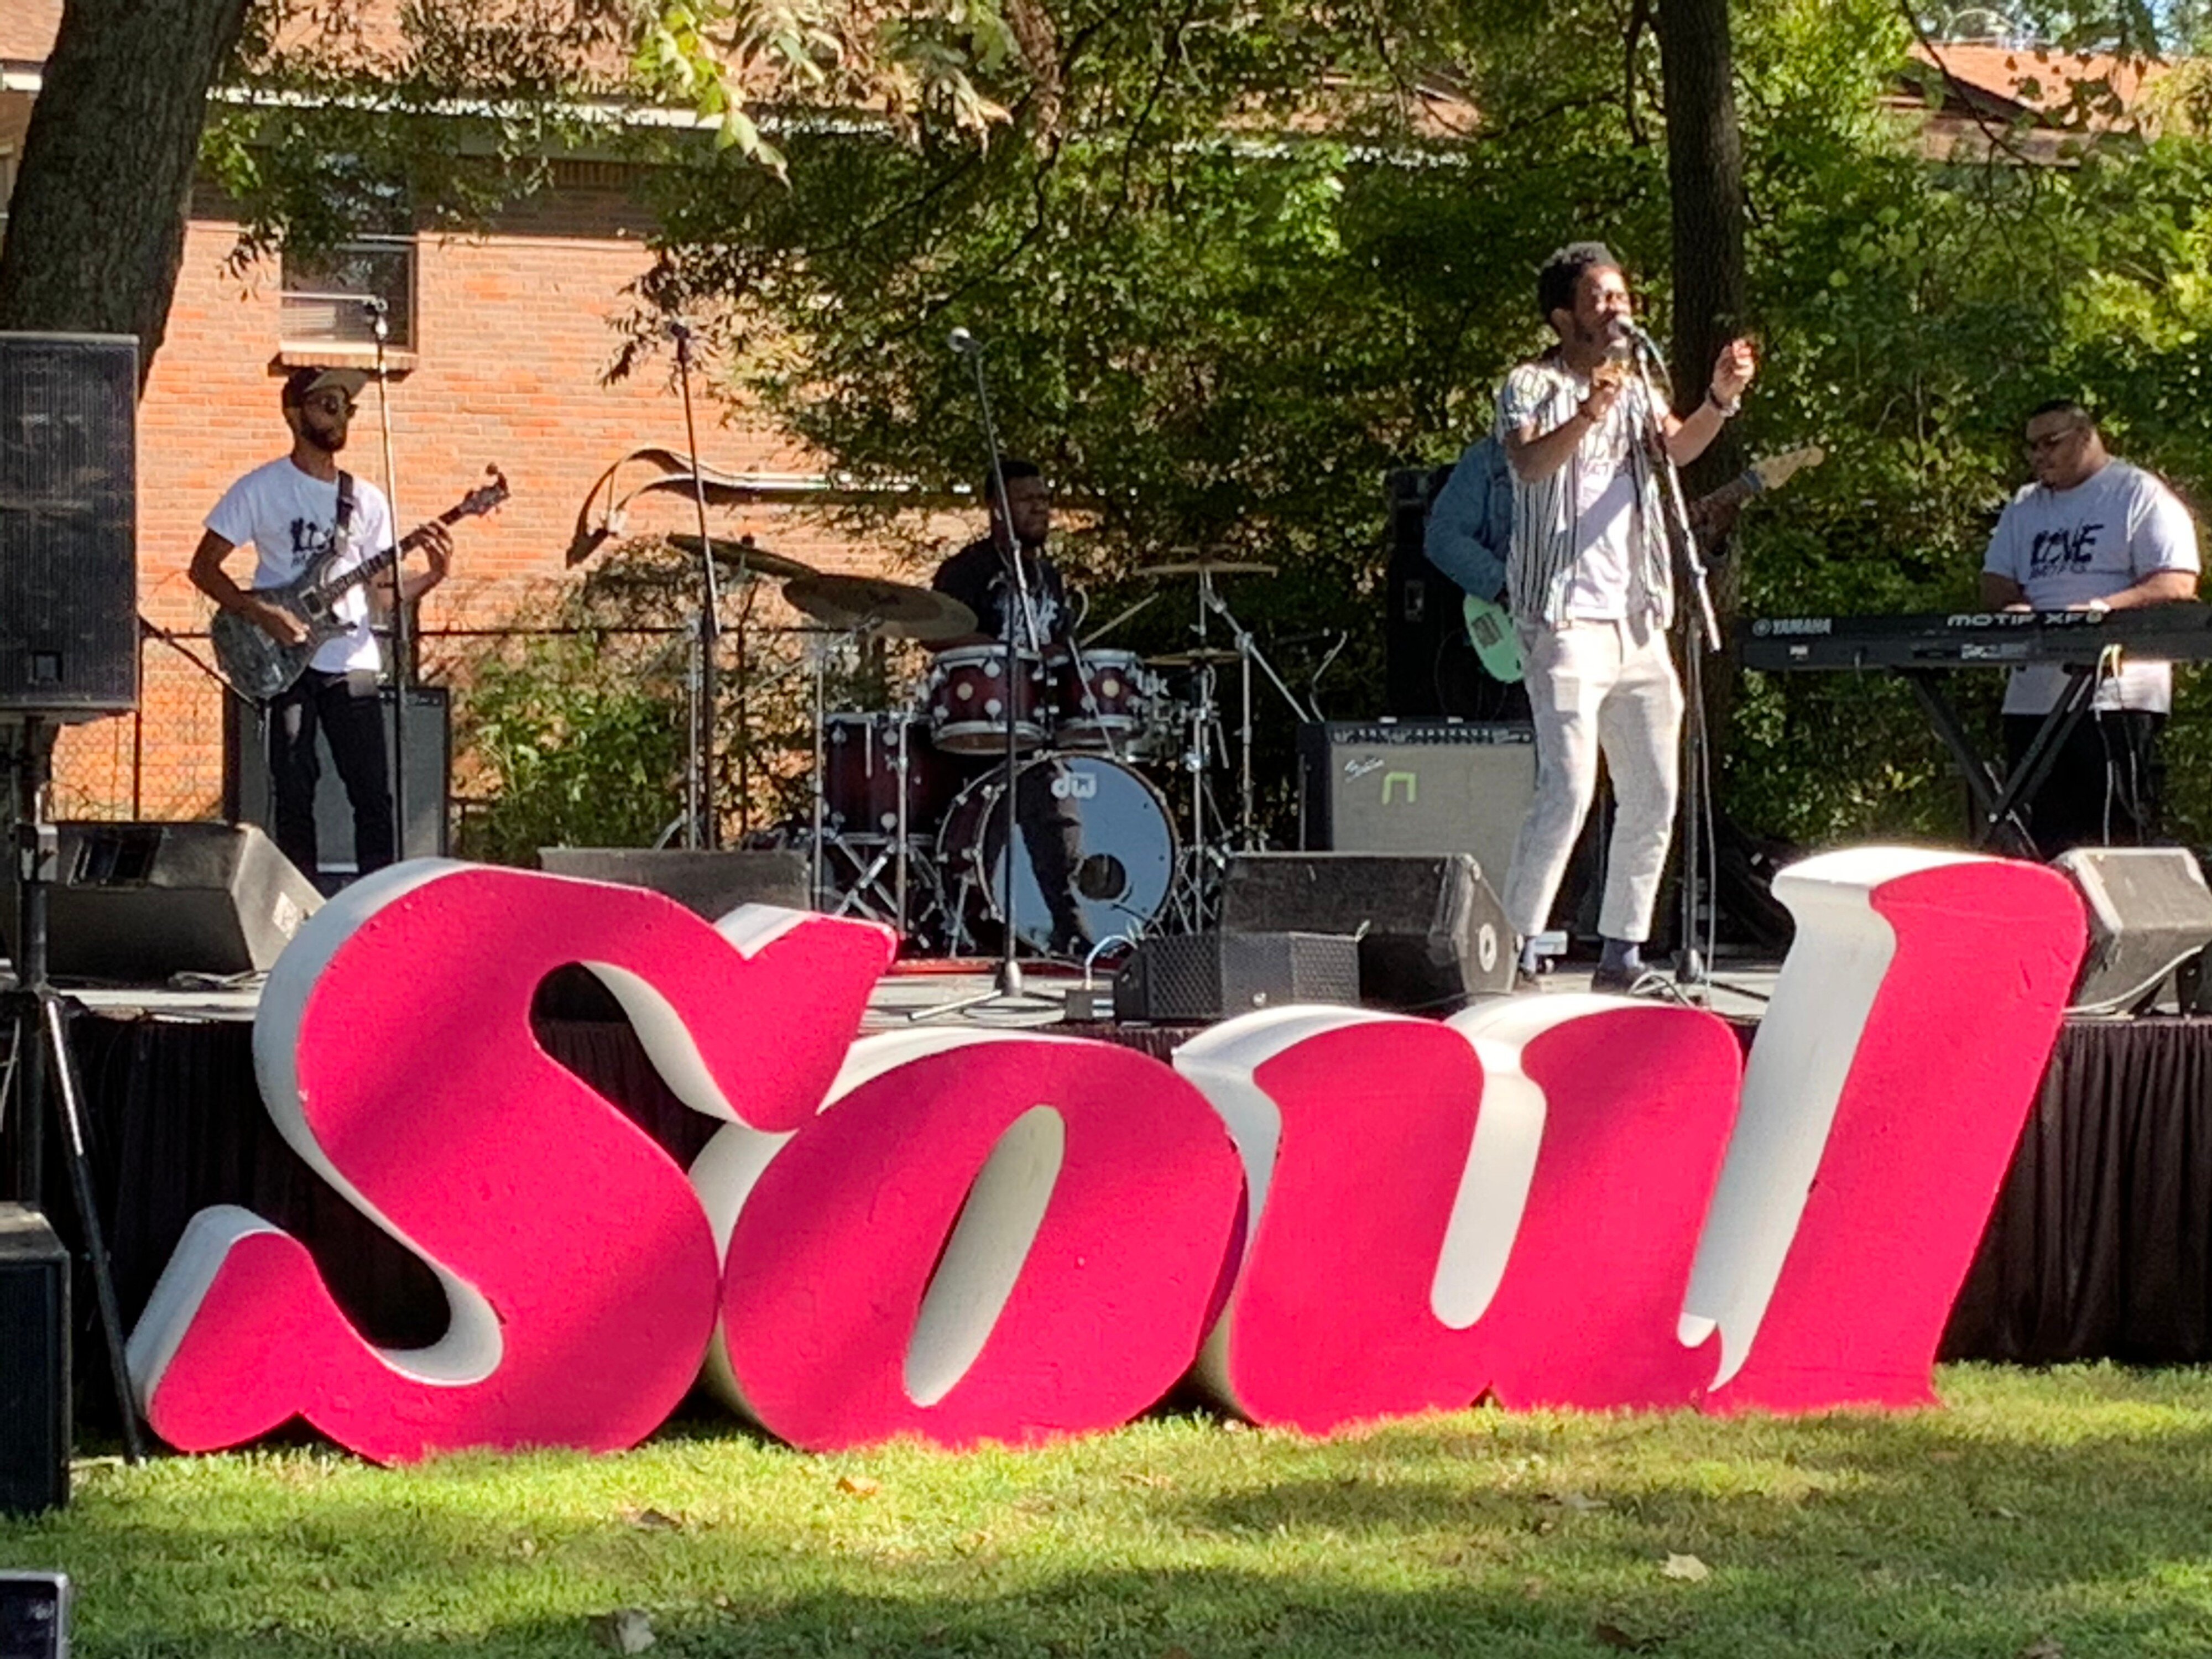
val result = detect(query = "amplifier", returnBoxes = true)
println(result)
[1297,720,1536,877]
[1113,931,1361,1024]
[223,685,452,869]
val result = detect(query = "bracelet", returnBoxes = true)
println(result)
[1706,388,1741,419]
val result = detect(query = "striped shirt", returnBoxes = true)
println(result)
[1494,356,1674,631]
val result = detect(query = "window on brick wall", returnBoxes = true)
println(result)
[280,236,416,350]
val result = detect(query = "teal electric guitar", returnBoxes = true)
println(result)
[1462,444,1825,683]
[212,467,508,700]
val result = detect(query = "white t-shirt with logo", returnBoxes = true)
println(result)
[205,458,394,675]
[1563,370,1642,622]
[1980,459,2200,714]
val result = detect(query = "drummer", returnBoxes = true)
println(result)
[928,461,1092,959]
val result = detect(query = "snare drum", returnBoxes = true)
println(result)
[1049,646,1156,753]
[925,643,1050,755]
[822,713,953,839]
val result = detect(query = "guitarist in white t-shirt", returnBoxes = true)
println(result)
[188,367,452,885]
[1979,399,2199,857]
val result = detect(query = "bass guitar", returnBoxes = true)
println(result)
[213,467,508,700]
[1461,444,1825,683]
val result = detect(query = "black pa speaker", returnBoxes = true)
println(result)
[223,684,451,869]
[1112,931,1362,1024]
[534,848,811,917]
[2,821,323,983]
[1223,851,1513,1010]
[0,1574,71,1658]
[0,334,138,719]
[0,1206,70,1516]
[2053,847,2212,1014]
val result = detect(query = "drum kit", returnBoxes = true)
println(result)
[779,554,1296,961]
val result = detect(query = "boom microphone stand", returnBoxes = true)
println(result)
[914,327,1057,1021]
[364,297,410,869]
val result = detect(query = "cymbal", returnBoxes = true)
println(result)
[662,533,817,583]
[1145,557,1279,580]
[1150,646,1246,667]
[783,574,978,642]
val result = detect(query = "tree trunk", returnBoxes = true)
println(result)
[0,0,251,388]
[1656,0,1745,494]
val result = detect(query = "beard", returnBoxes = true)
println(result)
[300,418,348,455]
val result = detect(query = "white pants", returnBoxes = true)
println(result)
[1501,615,1683,944]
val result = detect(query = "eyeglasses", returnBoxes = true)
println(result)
[2025,424,2086,454]
[302,393,357,418]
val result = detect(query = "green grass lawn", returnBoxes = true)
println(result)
[7,1365,2211,1657]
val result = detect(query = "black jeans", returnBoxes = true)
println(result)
[269,668,394,884]
[2002,707,2165,860]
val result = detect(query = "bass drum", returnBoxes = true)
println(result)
[937,754,1179,956]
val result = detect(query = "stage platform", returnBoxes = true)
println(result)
[9,956,2211,1429]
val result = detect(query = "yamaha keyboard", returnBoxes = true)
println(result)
[1743,603,2212,672]
[1741,602,2212,852]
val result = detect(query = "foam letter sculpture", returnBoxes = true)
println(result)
[712,1030,1244,1451]
[1683,848,2084,1412]
[126,864,893,1462]
[1178,1000,1740,1432]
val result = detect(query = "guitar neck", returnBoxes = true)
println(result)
[302,505,464,609]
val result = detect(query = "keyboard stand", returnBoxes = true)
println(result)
[1900,665,2096,853]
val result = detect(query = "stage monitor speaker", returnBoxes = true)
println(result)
[0,1574,70,1658]
[1112,930,1361,1024]
[0,334,138,719]
[1222,851,1512,1010]
[0,1207,69,1516]
[535,848,810,919]
[2054,846,2212,1014]
[223,685,451,869]
[1,821,323,983]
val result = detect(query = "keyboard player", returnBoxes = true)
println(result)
[1979,399,2199,857]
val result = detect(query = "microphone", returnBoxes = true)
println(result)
[358,295,389,317]
[948,326,978,355]
[666,317,693,342]
[1611,316,1663,359]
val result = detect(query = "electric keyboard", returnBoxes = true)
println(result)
[1742,603,2212,672]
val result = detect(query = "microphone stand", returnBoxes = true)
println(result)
[366,296,410,869]
[1625,332,1719,994]
[671,320,729,849]
[914,331,1057,1021]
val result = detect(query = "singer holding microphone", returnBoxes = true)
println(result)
[1494,241,1756,992]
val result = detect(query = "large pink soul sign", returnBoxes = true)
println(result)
[126,848,2084,1461]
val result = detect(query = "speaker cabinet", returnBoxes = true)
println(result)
[0,334,138,719]
[2,821,323,983]
[1222,851,1513,1010]
[535,848,810,918]
[1112,931,1361,1024]
[223,684,451,869]
[2054,847,2212,1014]
[0,1207,69,1516]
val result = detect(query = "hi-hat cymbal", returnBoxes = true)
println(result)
[1150,646,1246,667]
[783,573,978,642]
[1145,557,1279,580]
[662,533,817,583]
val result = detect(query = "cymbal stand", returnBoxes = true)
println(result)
[671,320,731,849]
[3,718,144,1462]
[1197,575,1314,850]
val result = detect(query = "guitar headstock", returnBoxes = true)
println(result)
[456,466,510,520]
[1751,445,1825,492]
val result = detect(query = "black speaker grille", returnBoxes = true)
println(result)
[0,334,138,717]
[0,1207,70,1516]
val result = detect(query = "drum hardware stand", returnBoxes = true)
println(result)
[1625,329,1720,998]
[354,296,421,874]
[912,328,1060,1021]
[2,718,144,1463]
[805,620,924,935]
